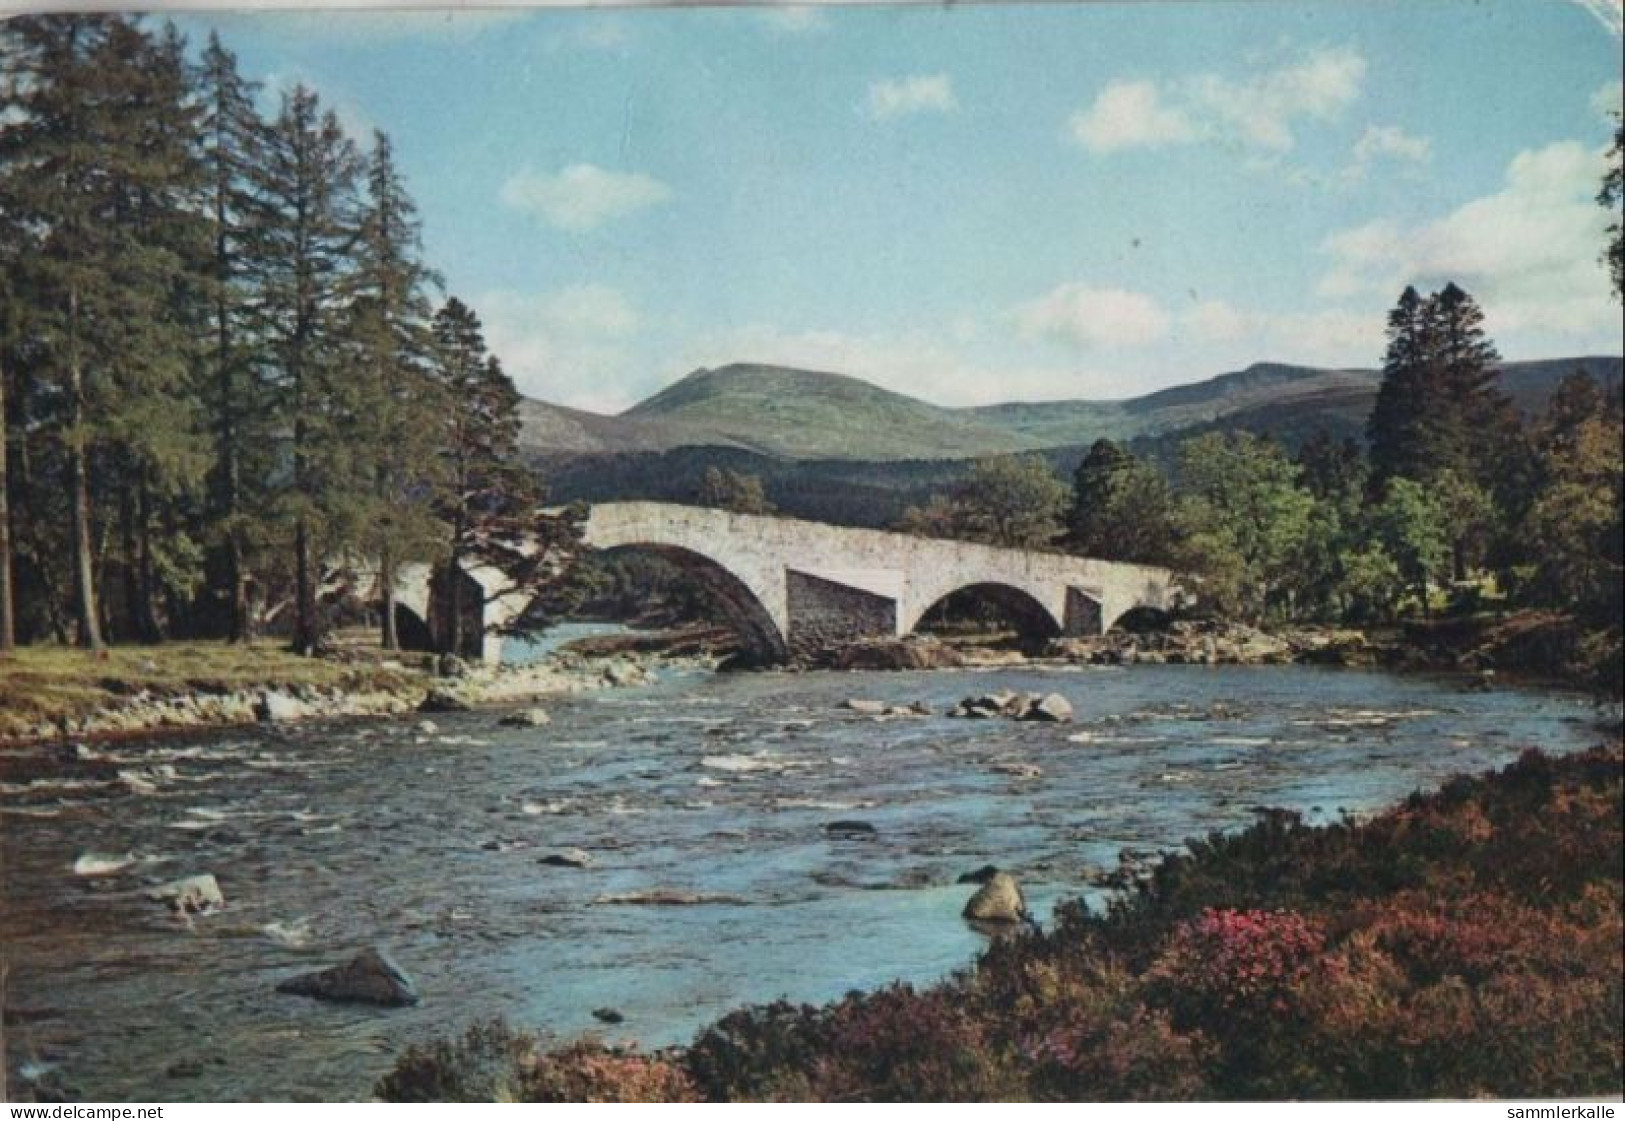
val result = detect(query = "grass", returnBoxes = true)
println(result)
[0,632,425,740]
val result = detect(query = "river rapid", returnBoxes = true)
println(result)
[0,643,1604,1101]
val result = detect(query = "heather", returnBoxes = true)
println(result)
[379,744,1624,1101]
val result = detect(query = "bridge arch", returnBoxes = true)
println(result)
[906,581,1063,643]
[595,543,788,664]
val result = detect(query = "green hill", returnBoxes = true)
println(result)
[520,356,1621,465]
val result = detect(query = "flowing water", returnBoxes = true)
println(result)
[0,645,1604,1100]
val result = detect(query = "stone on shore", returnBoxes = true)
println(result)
[276,947,420,1007]
[419,688,472,713]
[962,871,1026,923]
[147,873,225,915]
[255,690,305,723]
[832,639,965,671]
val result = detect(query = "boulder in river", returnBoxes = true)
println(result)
[843,698,888,715]
[73,852,136,877]
[499,707,551,728]
[592,1007,626,1024]
[147,873,225,915]
[962,871,1026,923]
[1020,693,1074,723]
[538,848,593,868]
[276,946,420,1007]
[824,819,877,837]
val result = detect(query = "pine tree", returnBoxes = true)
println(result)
[1066,438,1178,565]
[1601,112,1624,303]
[1366,286,1435,489]
[197,31,271,641]
[252,84,363,655]
[349,130,444,650]
[426,298,539,657]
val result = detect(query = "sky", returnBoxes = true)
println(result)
[175,1,1624,412]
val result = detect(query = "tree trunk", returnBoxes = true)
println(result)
[379,548,398,651]
[66,288,104,652]
[0,357,15,654]
[134,480,163,643]
[293,517,319,656]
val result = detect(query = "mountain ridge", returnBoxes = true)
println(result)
[520,356,1623,464]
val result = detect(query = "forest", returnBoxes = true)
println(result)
[0,15,565,660]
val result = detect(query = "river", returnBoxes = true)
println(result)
[0,642,1604,1101]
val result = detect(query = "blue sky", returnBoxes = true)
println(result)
[179,1,1623,410]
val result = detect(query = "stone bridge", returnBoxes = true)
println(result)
[579,501,1179,664]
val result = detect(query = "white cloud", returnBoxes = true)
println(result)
[1594,80,1624,120]
[1195,46,1366,152]
[1069,80,1196,153]
[1318,140,1617,336]
[1070,46,1366,156]
[1014,284,1172,349]
[865,74,958,121]
[1177,300,1381,366]
[477,285,646,404]
[1184,299,1252,343]
[1344,124,1432,181]
[499,164,671,232]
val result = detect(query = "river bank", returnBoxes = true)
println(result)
[2,610,1609,751]
[376,741,1624,1102]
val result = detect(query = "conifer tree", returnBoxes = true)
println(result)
[253,84,363,655]
[1366,286,1435,489]
[426,298,540,657]
[349,131,444,650]
[197,31,271,641]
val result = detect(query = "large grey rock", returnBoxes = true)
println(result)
[499,707,551,728]
[843,698,888,715]
[276,947,419,1007]
[419,688,471,713]
[962,871,1026,923]
[1020,693,1074,723]
[436,653,472,678]
[147,874,225,915]
[255,690,305,723]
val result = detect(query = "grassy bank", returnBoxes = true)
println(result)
[378,743,1624,1102]
[0,637,423,742]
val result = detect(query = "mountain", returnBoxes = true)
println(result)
[622,363,1042,459]
[520,357,1622,464]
